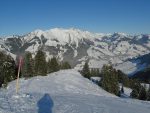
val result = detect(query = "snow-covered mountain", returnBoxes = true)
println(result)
[0,28,150,75]
[0,70,149,113]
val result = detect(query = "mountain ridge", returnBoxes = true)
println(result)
[0,28,150,75]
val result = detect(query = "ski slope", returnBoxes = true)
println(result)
[0,70,150,113]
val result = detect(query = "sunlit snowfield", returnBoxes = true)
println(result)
[0,70,149,113]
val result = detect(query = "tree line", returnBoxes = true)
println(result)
[130,79,150,101]
[81,62,150,100]
[81,62,100,79]
[0,51,17,87]
[0,50,71,87]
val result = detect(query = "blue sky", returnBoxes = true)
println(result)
[0,0,150,36]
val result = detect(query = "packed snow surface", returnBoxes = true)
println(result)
[0,70,150,113]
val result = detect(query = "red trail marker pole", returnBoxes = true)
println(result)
[16,56,23,94]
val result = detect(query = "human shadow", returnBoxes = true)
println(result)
[37,93,54,113]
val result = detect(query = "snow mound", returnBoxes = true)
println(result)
[0,70,150,113]
[7,69,115,97]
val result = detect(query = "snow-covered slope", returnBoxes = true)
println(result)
[7,70,114,97]
[0,28,150,75]
[0,70,150,113]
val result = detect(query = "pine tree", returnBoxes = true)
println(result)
[117,70,130,87]
[90,69,95,77]
[47,57,59,73]
[47,59,52,73]
[60,61,71,69]
[5,55,16,81]
[138,86,147,100]
[22,52,34,78]
[0,51,5,86]
[111,68,119,95]
[130,89,138,98]
[81,62,90,79]
[34,50,47,76]
[147,89,150,101]
[90,68,100,77]
[96,69,100,77]
[101,64,119,96]
[100,65,109,90]
[0,51,16,87]
[130,79,141,99]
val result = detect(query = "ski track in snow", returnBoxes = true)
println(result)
[0,69,150,113]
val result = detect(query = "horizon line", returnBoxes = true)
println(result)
[0,27,150,37]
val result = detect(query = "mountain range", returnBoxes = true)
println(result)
[0,28,150,75]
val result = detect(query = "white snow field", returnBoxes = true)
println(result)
[0,70,150,113]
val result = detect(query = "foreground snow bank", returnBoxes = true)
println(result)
[0,69,150,113]
[7,69,115,97]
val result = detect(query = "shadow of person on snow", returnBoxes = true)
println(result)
[37,93,54,113]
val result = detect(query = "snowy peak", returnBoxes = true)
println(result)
[0,28,150,75]
[22,28,99,46]
[44,28,98,41]
[30,29,44,37]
